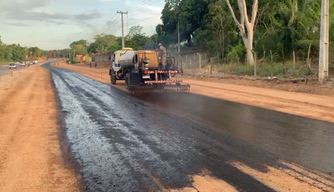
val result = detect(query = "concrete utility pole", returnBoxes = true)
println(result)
[319,0,329,83]
[178,22,180,56]
[117,11,128,49]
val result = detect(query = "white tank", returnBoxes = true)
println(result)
[112,48,134,71]
[119,52,135,69]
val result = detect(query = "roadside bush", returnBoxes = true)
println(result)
[217,64,254,76]
[227,44,246,61]
[216,61,313,78]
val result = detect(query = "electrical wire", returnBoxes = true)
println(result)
[128,0,162,13]
[104,18,120,33]
[94,0,162,37]
[107,21,121,34]
[127,13,160,26]
[124,0,154,12]
[97,13,117,35]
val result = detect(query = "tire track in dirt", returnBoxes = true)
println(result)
[0,73,36,169]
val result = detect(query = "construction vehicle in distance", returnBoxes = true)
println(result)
[109,49,190,91]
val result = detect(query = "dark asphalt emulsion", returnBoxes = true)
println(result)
[46,64,334,192]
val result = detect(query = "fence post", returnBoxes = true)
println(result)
[209,58,212,74]
[186,55,188,66]
[270,50,274,76]
[293,50,296,71]
[199,54,202,69]
[254,52,257,77]
[190,54,192,69]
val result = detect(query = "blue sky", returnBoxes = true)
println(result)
[0,0,165,50]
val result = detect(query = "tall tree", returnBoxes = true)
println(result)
[126,26,152,49]
[93,34,118,53]
[226,0,258,66]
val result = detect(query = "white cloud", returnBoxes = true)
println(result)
[4,22,29,27]
[0,0,165,49]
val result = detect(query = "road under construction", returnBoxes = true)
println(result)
[0,62,333,192]
[50,63,334,191]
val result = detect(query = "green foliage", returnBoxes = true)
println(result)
[218,64,254,76]
[157,0,334,63]
[28,47,43,57]
[227,44,246,61]
[125,25,156,50]
[70,39,87,49]
[217,62,313,78]
[53,25,158,60]
[0,36,44,62]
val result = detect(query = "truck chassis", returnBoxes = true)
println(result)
[109,54,190,91]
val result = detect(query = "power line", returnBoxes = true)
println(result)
[127,13,160,26]
[108,21,121,35]
[109,1,160,35]
[97,13,117,35]
[124,0,153,12]
[95,0,153,36]
[104,18,121,33]
[128,0,161,13]
[92,0,162,39]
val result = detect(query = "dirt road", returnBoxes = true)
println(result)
[48,63,334,191]
[0,64,78,192]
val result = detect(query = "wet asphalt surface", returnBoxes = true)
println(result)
[0,65,28,76]
[46,64,334,191]
[0,66,10,76]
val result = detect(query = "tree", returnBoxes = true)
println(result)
[28,47,43,57]
[92,34,118,53]
[159,0,210,46]
[226,0,258,66]
[127,25,145,39]
[70,39,87,49]
[126,25,152,49]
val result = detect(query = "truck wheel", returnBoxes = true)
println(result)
[110,69,116,85]
[125,73,131,89]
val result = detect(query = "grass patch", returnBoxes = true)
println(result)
[215,61,313,78]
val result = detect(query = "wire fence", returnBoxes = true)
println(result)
[170,51,334,78]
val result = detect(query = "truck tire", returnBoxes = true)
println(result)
[110,69,116,85]
[125,73,131,89]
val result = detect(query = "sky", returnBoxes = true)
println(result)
[0,0,165,50]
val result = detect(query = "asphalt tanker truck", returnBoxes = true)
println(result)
[109,49,190,91]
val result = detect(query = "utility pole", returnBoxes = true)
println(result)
[178,22,180,56]
[177,0,181,66]
[177,0,181,57]
[117,11,128,49]
[319,0,329,83]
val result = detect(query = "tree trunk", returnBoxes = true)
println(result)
[307,43,312,69]
[243,34,255,66]
[226,0,258,66]
[246,47,255,66]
